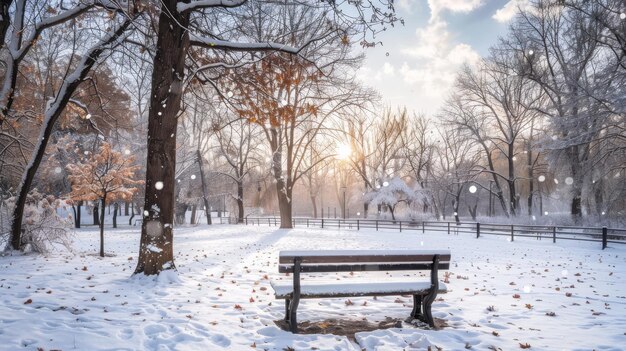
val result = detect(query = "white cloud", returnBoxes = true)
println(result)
[398,18,480,101]
[396,0,414,13]
[382,62,395,76]
[428,0,483,20]
[492,0,531,23]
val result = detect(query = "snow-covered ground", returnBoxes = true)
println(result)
[1,224,625,351]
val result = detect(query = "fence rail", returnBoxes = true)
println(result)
[224,216,626,250]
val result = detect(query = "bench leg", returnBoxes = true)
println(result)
[288,297,300,333]
[284,299,290,321]
[410,295,423,319]
[421,290,438,328]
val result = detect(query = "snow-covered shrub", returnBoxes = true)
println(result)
[3,189,73,253]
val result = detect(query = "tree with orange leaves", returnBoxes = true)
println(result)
[67,142,142,257]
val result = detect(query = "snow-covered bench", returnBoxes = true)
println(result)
[271,250,451,333]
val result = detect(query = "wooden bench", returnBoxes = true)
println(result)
[270,250,451,333]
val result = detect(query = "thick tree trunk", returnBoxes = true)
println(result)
[134,1,189,275]
[99,196,106,257]
[124,202,129,216]
[8,19,133,250]
[113,202,118,228]
[277,189,293,229]
[237,182,244,223]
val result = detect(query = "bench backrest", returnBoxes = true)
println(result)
[278,250,451,273]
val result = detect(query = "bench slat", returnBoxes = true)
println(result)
[279,262,450,273]
[279,250,451,264]
[271,281,448,299]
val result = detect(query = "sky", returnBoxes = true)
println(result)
[356,0,529,115]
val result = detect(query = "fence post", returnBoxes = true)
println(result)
[321,218,324,229]
[292,218,295,227]
[268,218,271,226]
[602,227,608,250]
[339,220,341,230]
[245,217,248,225]
[399,221,402,232]
[447,222,450,235]
[552,226,556,243]
[274,218,277,226]
[476,222,480,238]
[510,225,514,242]
[422,222,425,233]
[307,219,309,228]
[357,219,360,231]
[376,220,379,231]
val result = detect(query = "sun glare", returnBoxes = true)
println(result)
[336,143,352,160]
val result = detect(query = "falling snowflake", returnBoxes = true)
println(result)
[143,210,149,217]
[554,178,559,184]
[469,185,477,193]
[54,167,62,174]
[191,174,196,180]
[538,175,546,182]
[621,13,626,20]
[565,177,574,185]
[155,181,164,190]
[561,269,568,277]
[124,149,131,155]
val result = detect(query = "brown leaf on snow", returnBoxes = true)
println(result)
[24,299,33,304]
[234,304,243,310]
[519,343,531,349]
[512,294,521,299]
[249,297,255,303]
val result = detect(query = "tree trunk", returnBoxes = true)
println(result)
[277,188,293,229]
[93,203,100,226]
[196,150,212,225]
[237,181,244,223]
[77,201,82,228]
[310,194,317,218]
[134,1,189,275]
[527,142,534,216]
[113,202,118,228]
[71,205,79,229]
[124,201,129,216]
[99,196,106,257]
[508,143,518,216]
[190,205,197,225]
[7,19,134,250]
[594,179,604,216]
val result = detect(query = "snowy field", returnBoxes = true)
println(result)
[1,224,625,351]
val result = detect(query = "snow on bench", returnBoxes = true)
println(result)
[272,249,451,333]
[271,280,448,298]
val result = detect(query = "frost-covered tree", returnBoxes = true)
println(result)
[67,142,141,257]
[364,176,422,221]
[6,1,141,251]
